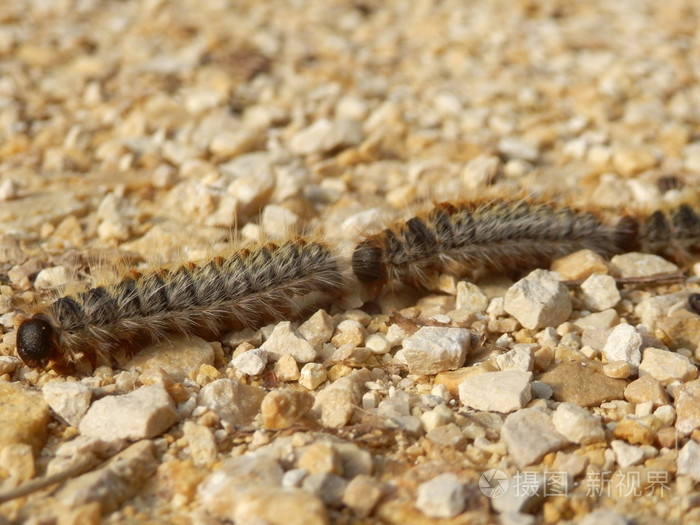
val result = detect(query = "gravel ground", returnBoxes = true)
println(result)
[1,0,700,524]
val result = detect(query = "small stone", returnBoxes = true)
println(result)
[639,347,698,384]
[426,423,467,450]
[415,473,465,519]
[261,322,318,363]
[0,178,19,201]
[612,418,656,445]
[603,361,632,379]
[313,369,371,428]
[498,137,539,161]
[611,440,645,468]
[331,319,365,348]
[538,360,626,407]
[462,154,501,189]
[601,324,642,370]
[34,265,70,289]
[551,249,609,280]
[624,375,669,407]
[342,474,385,518]
[289,118,362,155]
[79,383,178,441]
[490,472,546,514]
[580,274,621,311]
[261,389,314,430]
[675,380,700,435]
[501,407,570,468]
[435,362,499,397]
[503,269,572,330]
[609,253,679,278]
[42,381,92,427]
[298,310,335,349]
[198,454,284,519]
[302,473,347,508]
[552,403,606,444]
[365,333,391,354]
[659,311,700,350]
[612,145,657,176]
[297,441,343,475]
[678,439,700,481]
[261,205,300,237]
[231,348,268,376]
[274,354,300,381]
[0,381,50,453]
[56,440,158,514]
[495,345,534,372]
[459,370,532,413]
[299,363,328,390]
[635,293,688,331]
[455,281,489,313]
[183,421,218,466]
[197,379,265,428]
[401,326,472,375]
[232,487,328,525]
[127,336,215,382]
[0,443,35,482]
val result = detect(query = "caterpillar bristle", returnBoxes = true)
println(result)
[16,240,344,372]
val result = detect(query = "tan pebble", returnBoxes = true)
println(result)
[297,441,343,475]
[434,362,498,398]
[624,374,669,407]
[551,249,610,280]
[298,310,335,349]
[675,379,700,435]
[603,361,632,379]
[612,418,656,445]
[261,389,314,430]
[612,144,658,176]
[0,382,50,454]
[342,474,384,518]
[183,421,218,467]
[654,426,678,448]
[157,459,207,502]
[56,502,102,525]
[538,360,626,407]
[274,355,301,382]
[331,319,365,348]
[299,363,327,390]
[0,443,35,482]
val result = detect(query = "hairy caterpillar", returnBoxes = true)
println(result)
[16,239,344,372]
[351,199,700,292]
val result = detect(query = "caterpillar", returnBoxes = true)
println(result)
[15,198,700,372]
[351,199,700,292]
[16,239,344,372]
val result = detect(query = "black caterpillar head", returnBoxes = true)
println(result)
[17,315,59,369]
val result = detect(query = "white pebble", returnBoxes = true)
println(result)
[455,281,489,313]
[231,349,268,376]
[459,370,532,413]
[601,324,642,370]
[503,269,572,330]
[401,327,472,375]
[34,266,70,289]
[639,347,698,384]
[495,345,534,372]
[415,473,465,519]
[552,403,605,445]
[261,322,318,363]
[299,363,327,390]
[580,274,621,311]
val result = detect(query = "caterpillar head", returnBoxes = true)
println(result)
[16,315,60,369]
